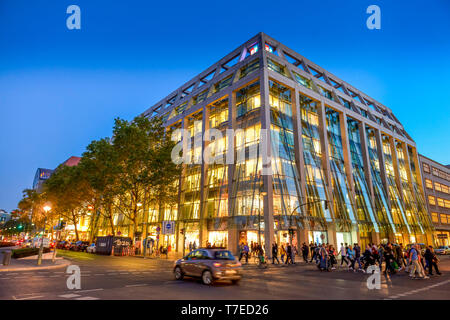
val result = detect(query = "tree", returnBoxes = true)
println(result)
[44,164,92,241]
[18,189,46,231]
[79,137,120,239]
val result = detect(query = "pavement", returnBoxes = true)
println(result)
[0,247,70,272]
[0,249,449,300]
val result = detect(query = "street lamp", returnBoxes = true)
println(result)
[37,205,51,265]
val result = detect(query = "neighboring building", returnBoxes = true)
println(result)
[32,168,54,192]
[419,154,450,246]
[0,209,11,225]
[103,33,433,255]
[60,156,81,167]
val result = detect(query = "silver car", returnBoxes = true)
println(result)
[435,246,449,255]
[174,248,242,285]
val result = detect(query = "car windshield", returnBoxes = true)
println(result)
[438,246,447,249]
[214,250,235,260]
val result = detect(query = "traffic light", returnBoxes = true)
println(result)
[288,228,294,236]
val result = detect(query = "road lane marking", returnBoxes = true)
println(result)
[125,284,148,287]
[59,294,81,298]
[94,274,105,276]
[50,275,61,278]
[387,279,450,299]
[75,288,104,293]
[75,296,100,300]
[13,295,44,300]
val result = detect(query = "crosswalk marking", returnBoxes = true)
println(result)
[75,296,100,300]
[59,294,81,298]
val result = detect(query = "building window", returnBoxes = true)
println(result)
[428,195,436,205]
[239,59,259,79]
[437,197,445,207]
[265,43,274,53]
[446,199,450,209]
[442,184,449,194]
[425,179,433,189]
[249,44,258,55]
[267,58,290,78]
[423,163,430,173]
[293,72,312,89]
[441,214,449,224]
[432,167,439,177]
[431,212,439,223]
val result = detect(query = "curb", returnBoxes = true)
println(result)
[0,259,71,273]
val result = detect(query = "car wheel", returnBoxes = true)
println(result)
[202,270,213,285]
[231,279,240,285]
[174,267,184,280]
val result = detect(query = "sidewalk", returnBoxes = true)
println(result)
[0,249,71,272]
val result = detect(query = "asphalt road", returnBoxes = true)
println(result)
[0,251,449,300]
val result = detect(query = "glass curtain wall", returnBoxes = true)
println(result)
[325,108,356,233]
[381,135,411,238]
[269,80,303,230]
[231,81,263,231]
[205,98,229,230]
[347,118,379,238]
[299,93,331,231]
[365,127,396,239]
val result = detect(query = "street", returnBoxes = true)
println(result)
[1,251,449,300]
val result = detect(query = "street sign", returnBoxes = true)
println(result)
[162,221,175,235]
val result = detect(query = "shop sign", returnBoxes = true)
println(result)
[162,221,175,235]
[437,234,448,239]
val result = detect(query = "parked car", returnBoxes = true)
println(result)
[173,248,242,285]
[86,243,96,253]
[435,246,449,255]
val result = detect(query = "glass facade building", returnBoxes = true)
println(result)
[136,33,434,255]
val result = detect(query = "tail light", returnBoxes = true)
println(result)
[213,262,222,267]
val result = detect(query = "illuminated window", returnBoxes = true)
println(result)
[442,184,449,194]
[432,167,439,176]
[428,195,436,205]
[435,182,442,192]
[441,214,449,224]
[445,200,450,209]
[249,44,258,55]
[265,43,274,53]
[437,198,445,207]
[293,72,311,89]
[425,179,433,189]
[431,212,439,223]
[240,59,259,79]
[423,163,430,173]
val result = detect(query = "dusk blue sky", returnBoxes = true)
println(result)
[1,0,449,211]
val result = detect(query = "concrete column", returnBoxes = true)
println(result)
[389,136,404,203]
[338,112,355,196]
[317,101,336,220]
[359,122,375,203]
[374,129,391,210]
[199,107,210,247]
[227,92,238,253]
[260,60,275,259]
[292,88,307,210]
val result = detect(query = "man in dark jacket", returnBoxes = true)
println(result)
[424,246,441,275]
[302,243,309,263]
[272,243,280,264]
[286,244,293,264]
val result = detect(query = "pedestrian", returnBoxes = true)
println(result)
[243,242,249,264]
[238,243,245,262]
[193,241,197,250]
[409,244,428,279]
[339,243,349,267]
[189,242,192,252]
[328,245,337,270]
[384,243,396,275]
[280,244,286,263]
[272,243,280,264]
[285,243,293,264]
[309,242,316,263]
[354,243,362,271]
[318,243,329,271]
[291,244,297,264]
[347,245,355,271]
[362,245,374,272]
[396,243,405,271]
[302,242,309,263]
[378,244,384,271]
[424,246,441,276]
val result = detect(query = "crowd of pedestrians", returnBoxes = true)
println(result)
[238,240,443,279]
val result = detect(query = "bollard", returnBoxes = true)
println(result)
[2,250,12,266]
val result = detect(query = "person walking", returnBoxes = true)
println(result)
[378,244,384,272]
[409,244,428,279]
[280,244,286,263]
[285,244,293,264]
[339,243,349,267]
[309,242,316,263]
[302,243,309,263]
[354,243,362,271]
[318,243,329,271]
[396,243,405,271]
[424,246,441,276]
[272,243,280,264]
[243,242,249,264]
[347,245,355,271]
